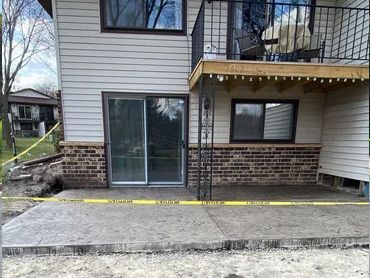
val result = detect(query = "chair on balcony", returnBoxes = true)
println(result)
[295,33,325,63]
[234,28,265,60]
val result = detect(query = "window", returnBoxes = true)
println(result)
[40,106,54,121]
[20,123,33,131]
[18,106,32,119]
[102,0,185,33]
[231,100,298,142]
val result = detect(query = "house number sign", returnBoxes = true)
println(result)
[227,64,245,73]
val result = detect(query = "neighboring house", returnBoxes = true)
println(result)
[9,88,59,137]
[38,0,369,199]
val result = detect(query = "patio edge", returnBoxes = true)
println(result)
[3,236,369,256]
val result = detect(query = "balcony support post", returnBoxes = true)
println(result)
[197,75,215,200]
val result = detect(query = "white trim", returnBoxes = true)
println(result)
[51,0,62,91]
[51,0,67,141]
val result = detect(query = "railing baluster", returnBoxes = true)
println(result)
[358,10,365,60]
[329,7,336,61]
[351,9,359,61]
[344,9,351,60]
[317,7,322,62]
[218,1,222,55]
[336,8,344,59]
[323,7,330,62]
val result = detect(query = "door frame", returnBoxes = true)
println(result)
[102,92,189,187]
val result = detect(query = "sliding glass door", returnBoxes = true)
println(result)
[108,98,147,184]
[106,95,185,186]
[147,97,185,184]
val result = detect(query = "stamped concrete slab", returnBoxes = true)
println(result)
[2,186,369,255]
[2,188,226,253]
[203,205,369,240]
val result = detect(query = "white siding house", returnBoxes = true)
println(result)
[40,0,369,191]
[8,89,59,137]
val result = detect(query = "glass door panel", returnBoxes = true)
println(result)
[108,98,146,184]
[147,97,184,184]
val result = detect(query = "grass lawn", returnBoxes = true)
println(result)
[2,136,56,164]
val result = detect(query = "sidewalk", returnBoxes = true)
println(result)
[2,186,369,255]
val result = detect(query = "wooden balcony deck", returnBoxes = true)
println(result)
[189,59,369,93]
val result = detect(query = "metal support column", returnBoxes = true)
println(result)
[197,75,215,200]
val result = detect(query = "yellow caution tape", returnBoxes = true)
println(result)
[2,122,60,166]
[2,196,369,206]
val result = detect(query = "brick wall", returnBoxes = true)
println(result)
[60,142,107,188]
[60,142,320,188]
[188,144,321,187]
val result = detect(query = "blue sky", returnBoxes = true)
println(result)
[15,54,57,90]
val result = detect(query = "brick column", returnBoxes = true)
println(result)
[60,142,107,188]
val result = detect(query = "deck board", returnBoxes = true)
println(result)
[189,59,369,92]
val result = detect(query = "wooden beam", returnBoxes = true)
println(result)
[201,60,369,79]
[278,79,310,93]
[189,60,203,91]
[227,79,244,92]
[304,79,368,93]
[303,81,325,93]
[189,59,369,93]
[253,77,276,92]
[322,80,368,93]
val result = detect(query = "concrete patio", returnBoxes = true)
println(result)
[2,185,369,256]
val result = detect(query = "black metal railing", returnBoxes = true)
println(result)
[191,0,369,70]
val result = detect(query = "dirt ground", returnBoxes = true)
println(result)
[2,161,62,224]
[3,248,368,278]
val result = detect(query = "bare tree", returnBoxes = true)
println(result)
[33,79,57,97]
[2,0,54,147]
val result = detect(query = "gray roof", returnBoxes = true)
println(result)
[9,89,57,106]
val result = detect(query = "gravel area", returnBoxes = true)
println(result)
[3,248,368,278]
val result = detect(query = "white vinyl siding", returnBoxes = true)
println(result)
[319,85,369,181]
[55,0,367,144]
[56,0,202,142]
[330,0,369,64]
[189,85,326,144]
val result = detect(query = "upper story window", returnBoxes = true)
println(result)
[101,0,185,33]
[18,105,32,119]
[230,100,298,143]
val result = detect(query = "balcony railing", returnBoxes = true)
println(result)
[191,0,369,70]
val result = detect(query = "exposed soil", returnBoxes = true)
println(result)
[3,248,369,278]
[2,160,63,224]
